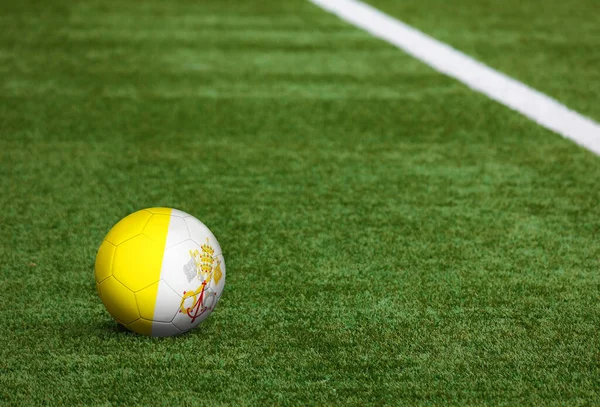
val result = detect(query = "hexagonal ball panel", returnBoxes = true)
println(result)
[142,214,170,242]
[170,208,189,218]
[99,276,140,324]
[209,254,226,300]
[161,239,202,296]
[112,234,162,292]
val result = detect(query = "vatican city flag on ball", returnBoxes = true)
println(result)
[95,208,225,337]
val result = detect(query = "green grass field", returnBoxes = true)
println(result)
[1,0,599,405]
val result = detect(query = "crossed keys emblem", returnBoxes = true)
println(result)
[179,239,222,323]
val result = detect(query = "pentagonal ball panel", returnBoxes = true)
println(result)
[104,210,152,246]
[164,216,190,248]
[202,286,218,312]
[185,216,222,256]
[126,318,152,336]
[172,286,218,332]
[135,280,181,323]
[95,240,116,283]
[145,207,172,215]
[151,322,182,337]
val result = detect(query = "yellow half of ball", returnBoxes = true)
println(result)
[95,208,172,335]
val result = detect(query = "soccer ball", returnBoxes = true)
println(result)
[95,208,225,337]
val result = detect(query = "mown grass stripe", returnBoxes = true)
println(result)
[309,0,600,156]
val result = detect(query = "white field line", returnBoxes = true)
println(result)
[309,0,600,156]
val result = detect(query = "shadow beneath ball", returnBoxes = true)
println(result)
[114,323,133,334]
[99,321,136,336]
[97,317,212,338]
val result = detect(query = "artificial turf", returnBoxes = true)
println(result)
[1,0,599,405]
[366,0,600,122]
